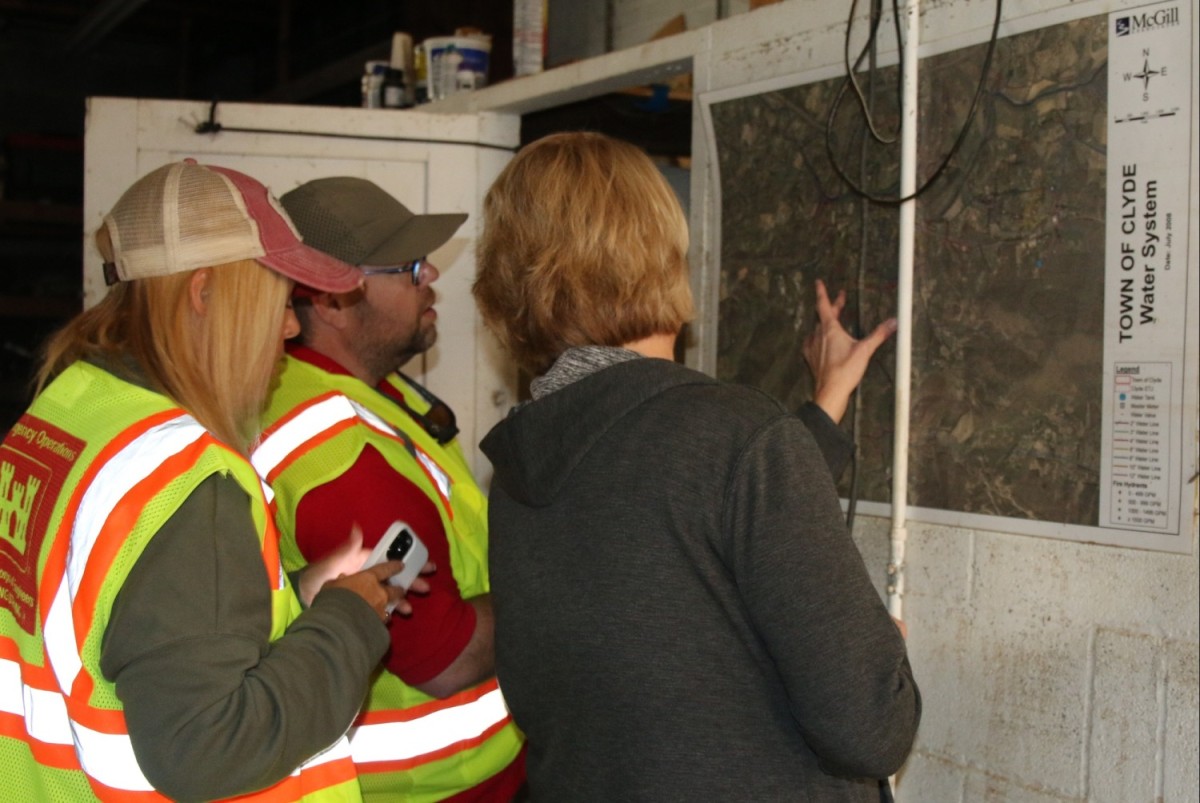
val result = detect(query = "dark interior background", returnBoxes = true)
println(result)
[0,1,692,429]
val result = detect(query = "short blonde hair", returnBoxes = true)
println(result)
[474,132,693,375]
[37,231,289,453]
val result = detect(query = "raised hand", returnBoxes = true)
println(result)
[803,279,897,423]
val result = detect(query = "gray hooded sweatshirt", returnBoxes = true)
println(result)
[481,352,920,802]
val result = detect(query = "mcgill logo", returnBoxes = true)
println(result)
[1115,7,1180,37]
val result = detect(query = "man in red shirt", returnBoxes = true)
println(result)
[254,177,525,801]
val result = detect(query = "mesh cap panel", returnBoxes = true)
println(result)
[174,164,265,270]
[107,162,265,279]
[100,161,362,293]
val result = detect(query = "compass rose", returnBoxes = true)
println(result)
[1132,58,1161,90]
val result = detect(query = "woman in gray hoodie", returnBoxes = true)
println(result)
[473,131,919,802]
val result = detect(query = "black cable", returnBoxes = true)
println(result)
[193,100,517,153]
[845,0,882,531]
[844,0,901,145]
[825,0,1004,205]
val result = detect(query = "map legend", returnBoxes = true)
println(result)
[1107,362,1172,529]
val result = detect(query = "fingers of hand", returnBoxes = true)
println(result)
[874,317,899,342]
[830,289,848,317]
[368,559,406,582]
[814,283,833,319]
[379,576,408,621]
[387,586,412,617]
[859,318,898,355]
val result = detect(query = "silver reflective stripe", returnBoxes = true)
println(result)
[347,686,510,763]
[1,651,355,791]
[35,415,209,791]
[345,400,452,500]
[47,416,207,696]
[253,394,453,502]
[17,411,356,793]
[253,395,358,478]
[346,398,396,437]
[0,657,72,747]
[42,579,80,711]
[413,451,451,500]
[74,722,157,791]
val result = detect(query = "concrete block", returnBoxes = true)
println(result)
[1163,639,1200,803]
[962,770,1080,801]
[1088,628,1159,802]
[904,521,974,607]
[968,625,1086,796]
[900,589,1086,795]
[850,514,892,602]
[896,750,966,803]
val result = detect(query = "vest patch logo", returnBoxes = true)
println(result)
[1,415,85,633]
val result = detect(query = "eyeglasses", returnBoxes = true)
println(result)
[361,257,426,286]
[392,372,459,445]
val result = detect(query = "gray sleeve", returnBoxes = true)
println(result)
[100,473,389,802]
[797,401,854,480]
[724,415,920,779]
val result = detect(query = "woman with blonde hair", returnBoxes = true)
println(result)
[474,132,919,801]
[0,161,418,801]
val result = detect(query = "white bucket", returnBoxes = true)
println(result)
[423,36,491,101]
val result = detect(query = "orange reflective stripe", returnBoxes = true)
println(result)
[225,757,359,803]
[75,755,358,803]
[266,418,360,486]
[0,636,55,691]
[258,390,344,443]
[63,431,216,708]
[71,433,217,652]
[258,392,454,521]
[356,677,501,726]
[36,409,187,626]
[83,774,172,803]
[1,637,78,769]
[62,430,289,735]
[9,397,361,801]
[256,390,356,486]
[408,445,454,522]
[355,717,512,774]
[62,693,132,734]
[0,713,80,769]
[262,511,284,589]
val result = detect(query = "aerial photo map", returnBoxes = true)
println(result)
[711,14,1110,526]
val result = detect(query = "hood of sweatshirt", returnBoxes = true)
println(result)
[480,358,713,508]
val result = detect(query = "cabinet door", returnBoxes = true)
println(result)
[83,97,520,480]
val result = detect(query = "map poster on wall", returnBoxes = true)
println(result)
[1100,0,1193,540]
[705,3,1197,552]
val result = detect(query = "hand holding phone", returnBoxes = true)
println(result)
[362,521,429,591]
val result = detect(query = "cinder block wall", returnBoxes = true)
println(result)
[851,514,1199,802]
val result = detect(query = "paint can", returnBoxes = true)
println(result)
[423,36,491,101]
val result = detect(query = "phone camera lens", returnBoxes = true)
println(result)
[387,530,413,561]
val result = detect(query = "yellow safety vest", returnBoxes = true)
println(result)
[256,356,523,803]
[0,361,361,802]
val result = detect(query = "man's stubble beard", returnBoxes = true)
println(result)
[363,318,437,381]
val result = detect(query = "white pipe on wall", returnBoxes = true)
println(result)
[888,0,920,622]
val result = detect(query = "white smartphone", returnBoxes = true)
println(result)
[362,521,429,591]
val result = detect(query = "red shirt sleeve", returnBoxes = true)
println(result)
[293,444,476,685]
